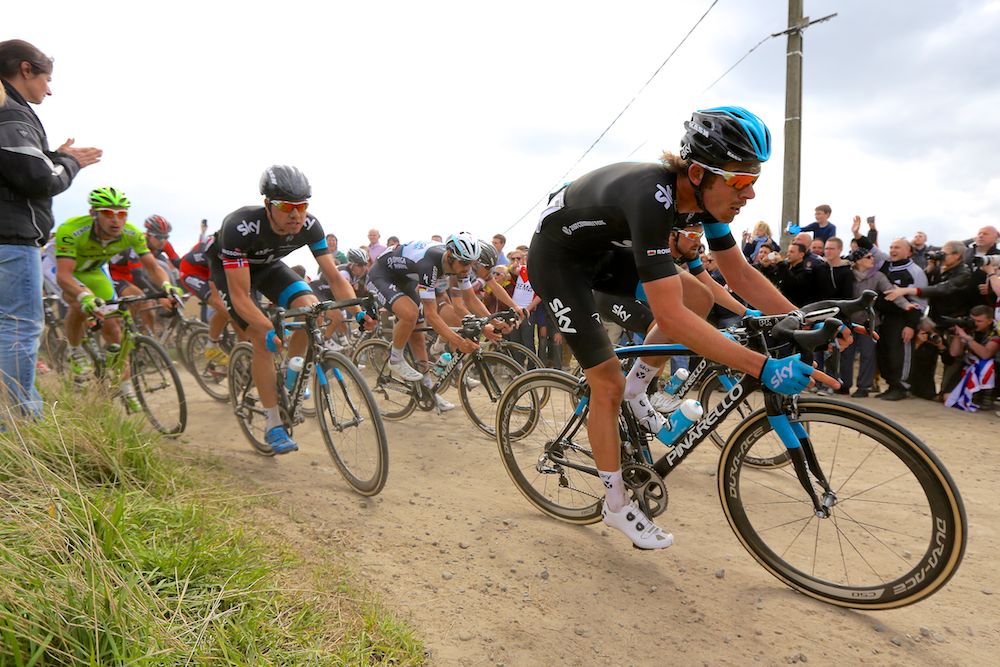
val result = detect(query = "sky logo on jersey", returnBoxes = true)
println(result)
[237,220,260,236]
[654,184,673,210]
[611,304,631,322]
[549,298,577,334]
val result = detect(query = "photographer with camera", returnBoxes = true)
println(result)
[943,305,999,411]
[886,240,974,324]
[964,226,1000,308]
[910,318,949,400]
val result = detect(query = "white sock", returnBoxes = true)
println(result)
[421,373,434,389]
[265,406,282,431]
[624,360,660,399]
[120,380,135,397]
[600,469,628,512]
[206,339,219,349]
[390,346,404,364]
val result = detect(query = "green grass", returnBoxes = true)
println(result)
[0,387,424,665]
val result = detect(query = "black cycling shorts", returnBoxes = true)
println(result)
[594,291,654,335]
[365,265,425,323]
[209,257,313,330]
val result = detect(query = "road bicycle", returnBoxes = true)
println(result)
[40,294,68,374]
[494,292,966,609]
[185,322,239,402]
[353,310,523,436]
[77,293,187,435]
[227,298,389,496]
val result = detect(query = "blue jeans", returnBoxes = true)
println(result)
[0,245,44,418]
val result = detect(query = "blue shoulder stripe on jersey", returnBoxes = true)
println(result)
[635,282,648,302]
[309,239,328,252]
[278,280,312,308]
[688,256,702,269]
[703,222,731,239]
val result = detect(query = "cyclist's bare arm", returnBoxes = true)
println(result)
[644,273,765,376]
[55,258,87,300]
[694,268,747,316]
[138,252,172,288]
[485,276,524,319]
[712,244,795,314]
[460,286,491,318]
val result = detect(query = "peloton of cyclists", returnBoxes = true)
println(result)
[528,106,817,550]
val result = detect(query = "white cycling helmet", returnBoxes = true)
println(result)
[445,232,481,262]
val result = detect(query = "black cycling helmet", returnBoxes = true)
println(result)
[679,106,772,166]
[346,247,369,265]
[477,240,499,268]
[259,165,312,201]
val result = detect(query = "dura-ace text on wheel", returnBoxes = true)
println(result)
[718,399,966,610]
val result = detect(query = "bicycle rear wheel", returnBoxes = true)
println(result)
[458,351,524,437]
[718,398,966,609]
[130,335,187,436]
[495,369,603,524]
[315,351,389,495]
[228,342,272,455]
[698,369,789,468]
[185,329,230,402]
[352,338,416,421]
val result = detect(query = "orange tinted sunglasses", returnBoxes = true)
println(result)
[692,160,760,190]
[271,200,309,214]
[95,208,128,220]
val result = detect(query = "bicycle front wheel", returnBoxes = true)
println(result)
[718,398,966,609]
[352,338,416,421]
[186,329,230,402]
[495,369,603,524]
[228,342,272,455]
[130,335,187,436]
[458,351,524,437]
[315,351,389,496]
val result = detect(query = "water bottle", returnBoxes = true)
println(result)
[662,368,689,396]
[285,356,305,392]
[433,352,453,376]
[655,399,704,447]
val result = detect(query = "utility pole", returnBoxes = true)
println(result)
[775,3,836,249]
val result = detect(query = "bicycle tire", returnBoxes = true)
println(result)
[718,398,966,609]
[457,351,524,437]
[176,320,208,372]
[228,342,273,455]
[698,369,790,468]
[488,340,550,408]
[352,338,416,421]
[42,325,67,374]
[495,368,603,525]
[315,350,389,495]
[130,335,187,436]
[185,328,230,402]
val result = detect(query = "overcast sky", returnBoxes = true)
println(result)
[10,0,999,272]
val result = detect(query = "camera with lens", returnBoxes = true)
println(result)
[928,332,942,344]
[926,250,946,262]
[971,255,1000,269]
[936,315,975,332]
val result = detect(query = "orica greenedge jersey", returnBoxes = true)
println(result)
[54,215,150,273]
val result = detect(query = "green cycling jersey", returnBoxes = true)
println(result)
[54,215,150,273]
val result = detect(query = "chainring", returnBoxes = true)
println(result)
[621,462,669,518]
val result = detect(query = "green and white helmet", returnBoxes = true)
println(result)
[88,186,131,209]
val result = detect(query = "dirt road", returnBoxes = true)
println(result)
[178,375,999,666]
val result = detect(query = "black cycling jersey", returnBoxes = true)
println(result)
[531,162,728,368]
[365,241,448,310]
[207,205,329,269]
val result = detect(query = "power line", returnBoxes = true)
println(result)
[503,0,719,234]
[701,34,773,94]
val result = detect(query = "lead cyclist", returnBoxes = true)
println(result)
[528,107,827,550]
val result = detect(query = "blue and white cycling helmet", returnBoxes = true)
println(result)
[445,232,481,262]
[346,247,369,265]
[680,106,772,165]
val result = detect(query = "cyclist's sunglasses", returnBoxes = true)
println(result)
[150,233,170,240]
[674,229,703,241]
[271,200,309,214]
[95,208,128,220]
[692,160,760,190]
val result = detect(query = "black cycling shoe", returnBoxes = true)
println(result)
[877,388,907,401]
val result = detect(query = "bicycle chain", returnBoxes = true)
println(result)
[622,462,669,518]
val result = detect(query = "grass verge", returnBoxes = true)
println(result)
[0,386,424,665]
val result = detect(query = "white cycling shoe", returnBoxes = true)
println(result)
[626,394,667,433]
[602,499,674,550]
[649,392,681,415]
[388,358,423,382]
[434,393,455,412]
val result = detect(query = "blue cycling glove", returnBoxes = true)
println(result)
[759,354,814,395]
[744,308,763,318]
[266,328,292,353]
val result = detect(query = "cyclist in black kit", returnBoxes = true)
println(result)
[365,233,499,411]
[310,247,370,350]
[207,165,370,454]
[529,107,816,550]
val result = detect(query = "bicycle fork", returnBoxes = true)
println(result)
[764,394,836,518]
